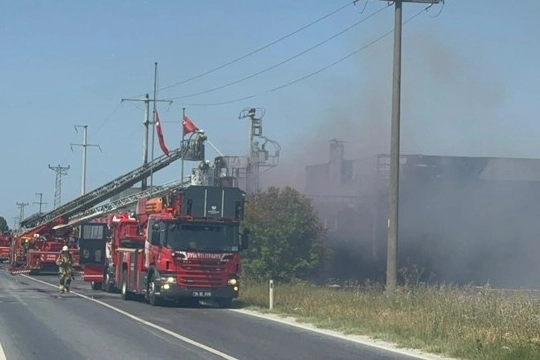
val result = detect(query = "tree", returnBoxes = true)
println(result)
[0,216,8,233]
[242,186,328,282]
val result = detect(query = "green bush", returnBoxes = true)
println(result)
[241,186,328,282]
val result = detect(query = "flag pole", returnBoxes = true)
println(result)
[150,62,158,196]
[181,107,186,186]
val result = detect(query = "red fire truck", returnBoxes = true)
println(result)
[0,233,12,263]
[80,184,249,307]
[8,223,80,274]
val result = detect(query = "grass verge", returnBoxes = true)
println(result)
[237,280,540,360]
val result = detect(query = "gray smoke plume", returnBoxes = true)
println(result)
[260,29,539,288]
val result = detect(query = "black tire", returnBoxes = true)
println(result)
[147,272,162,306]
[103,270,114,293]
[121,270,133,301]
[91,281,102,290]
[216,298,233,308]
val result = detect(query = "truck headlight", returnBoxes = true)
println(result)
[228,278,238,285]
[166,276,176,284]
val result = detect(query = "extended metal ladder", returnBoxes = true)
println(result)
[58,177,192,228]
[20,147,185,229]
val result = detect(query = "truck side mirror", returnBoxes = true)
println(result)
[241,229,251,250]
[150,230,160,246]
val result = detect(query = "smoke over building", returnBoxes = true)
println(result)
[306,141,540,288]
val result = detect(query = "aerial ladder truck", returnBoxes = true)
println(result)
[9,146,187,275]
[77,158,250,307]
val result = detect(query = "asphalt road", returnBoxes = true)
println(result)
[0,265,436,360]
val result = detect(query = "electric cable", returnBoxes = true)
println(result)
[170,4,390,100]
[158,1,356,93]
[127,1,355,99]
[180,3,431,107]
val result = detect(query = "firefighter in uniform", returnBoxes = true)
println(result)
[56,245,74,293]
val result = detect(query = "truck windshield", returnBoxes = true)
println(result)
[165,222,239,252]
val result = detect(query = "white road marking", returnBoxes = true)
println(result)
[20,275,238,360]
[230,309,456,360]
[0,336,6,360]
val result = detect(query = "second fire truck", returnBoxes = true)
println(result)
[80,183,249,308]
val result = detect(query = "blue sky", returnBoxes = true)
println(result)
[1,0,539,225]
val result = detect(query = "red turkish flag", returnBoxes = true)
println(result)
[183,115,199,137]
[155,111,170,157]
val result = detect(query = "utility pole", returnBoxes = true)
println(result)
[71,124,101,195]
[122,91,173,192]
[48,164,70,209]
[33,192,47,213]
[379,0,440,291]
[16,202,29,227]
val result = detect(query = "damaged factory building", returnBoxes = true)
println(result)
[305,140,540,288]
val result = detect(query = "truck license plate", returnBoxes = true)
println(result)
[192,291,212,297]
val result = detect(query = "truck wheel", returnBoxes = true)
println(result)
[103,271,114,293]
[121,271,133,301]
[216,298,233,308]
[148,273,162,306]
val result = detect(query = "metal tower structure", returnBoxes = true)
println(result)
[239,107,280,194]
[15,202,29,229]
[211,107,280,194]
[48,164,70,209]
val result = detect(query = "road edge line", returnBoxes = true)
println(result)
[0,337,6,360]
[20,274,238,360]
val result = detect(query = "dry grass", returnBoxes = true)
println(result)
[237,279,540,360]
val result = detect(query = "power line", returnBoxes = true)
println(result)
[170,4,390,100]
[182,95,258,107]
[180,5,429,108]
[270,26,393,92]
[153,1,356,94]
[91,100,124,136]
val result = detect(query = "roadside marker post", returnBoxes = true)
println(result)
[269,280,274,310]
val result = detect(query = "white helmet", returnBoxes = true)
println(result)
[62,245,69,252]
